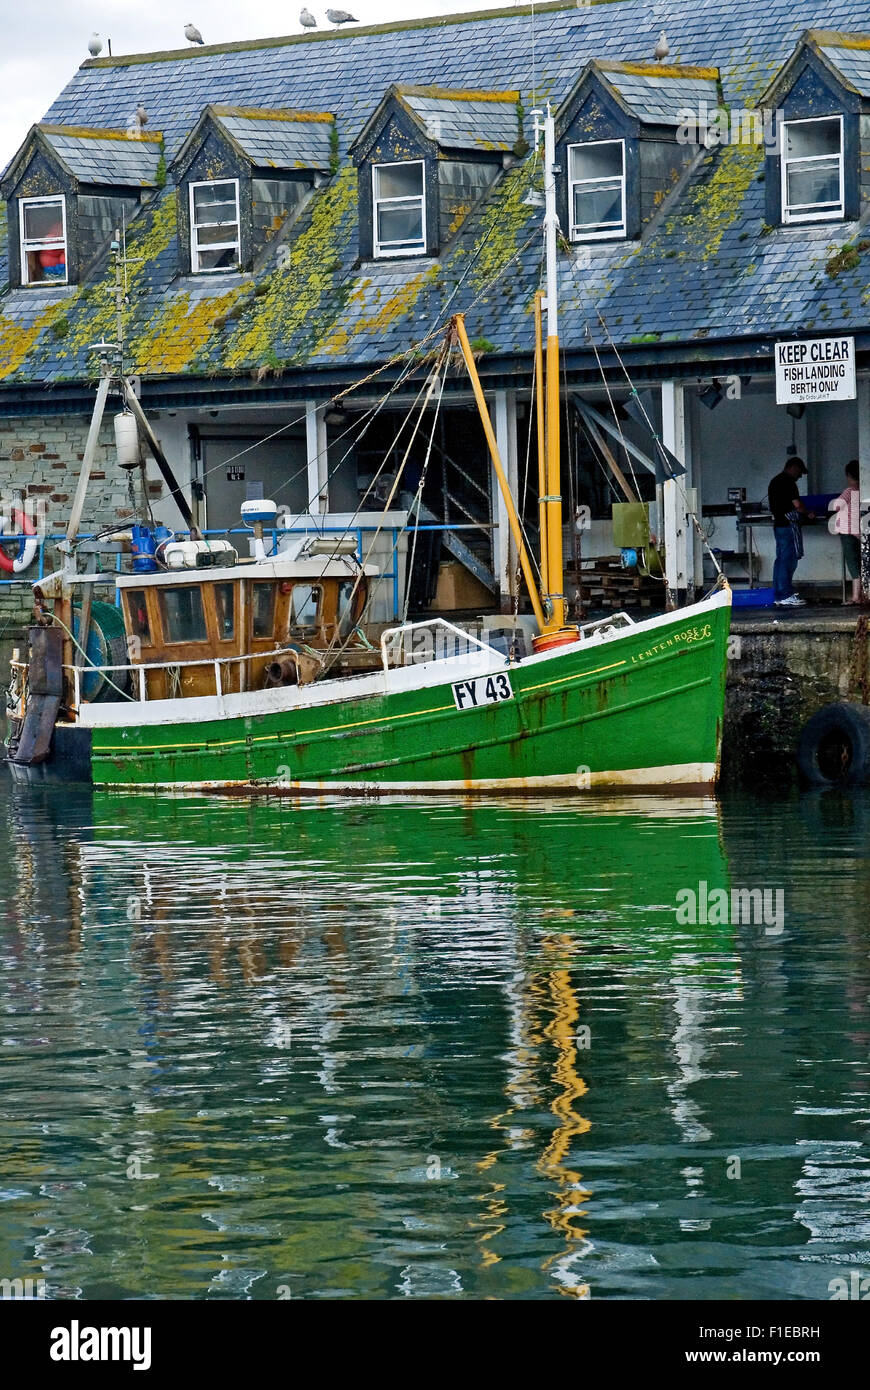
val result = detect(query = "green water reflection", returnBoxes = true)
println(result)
[0,784,868,1300]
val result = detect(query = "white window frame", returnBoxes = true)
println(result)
[568,139,627,242]
[372,160,426,259]
[189,177,241,273]
[781,115,844,225]
[19,193,68,287]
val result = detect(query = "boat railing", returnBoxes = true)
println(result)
[379,618,506,674]
[48,645,309,709]
[577,613,636,641]
[0,522,486,623]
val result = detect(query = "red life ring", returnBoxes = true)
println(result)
[0,509,38,574]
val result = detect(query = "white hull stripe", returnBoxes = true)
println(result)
[96,761,718,793]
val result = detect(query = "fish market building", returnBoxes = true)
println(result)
[1,0,870,632]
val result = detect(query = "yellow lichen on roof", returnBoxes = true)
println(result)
[397,86,520,103]
[131,286,247,375]
[600,62,720,80]
[223,165,357,369]
[664,141,762,262]
[65,193,179,358]
[321,264,440,357]
[468,158,537,293]
[0,304,61,379]
[41,125,164,142]
[211,106,335,124]
[807,30,870,50]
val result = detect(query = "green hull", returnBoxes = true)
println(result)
[85,592,731,793]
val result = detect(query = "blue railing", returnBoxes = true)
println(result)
[0,521,492,620]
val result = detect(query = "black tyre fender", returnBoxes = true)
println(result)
[796,701,870,786]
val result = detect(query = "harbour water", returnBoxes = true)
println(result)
[0,782,868,1301]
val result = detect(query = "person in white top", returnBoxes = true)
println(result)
[829,460,862,604]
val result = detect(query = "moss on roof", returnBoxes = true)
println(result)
[210,106,335,124]
[40,125,164,143]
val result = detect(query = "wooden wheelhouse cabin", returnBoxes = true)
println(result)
[114,551,377,702]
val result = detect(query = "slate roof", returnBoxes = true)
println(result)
[209,107,335,171]
[0,0,868,396]
[7,126,164,191]
[817,38,870,96]
[399,87,521,153]
[599,64,721,126]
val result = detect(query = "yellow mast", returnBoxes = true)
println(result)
[538,101,570,636]
[453,315,547,632]
[457,104,575,640]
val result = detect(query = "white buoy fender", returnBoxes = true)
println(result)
[114,411,141,470]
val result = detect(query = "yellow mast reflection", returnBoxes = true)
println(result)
[537,939,592,1299]
[475,935,592,1296]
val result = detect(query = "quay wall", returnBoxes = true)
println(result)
[722,617,869,789]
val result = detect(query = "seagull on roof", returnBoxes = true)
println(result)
[136,103,148,127]
[184,22,205,44]
[326,9,357,26]
[654,30,670,62]
[300,8,317,27]
[88,32,103,57]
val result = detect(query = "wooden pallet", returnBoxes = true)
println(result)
[569,558,665,612]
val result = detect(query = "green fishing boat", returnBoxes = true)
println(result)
[4,105,731,795]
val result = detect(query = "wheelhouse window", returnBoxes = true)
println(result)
[125,590,152,647]
[781,117,844,224]
[19,194,67,285]
[252,582,276,639]
[214,582,235,641]
[160,586,208,644]
[189,179,241,272]
[291,583,321,630]
[372,161,425,258]
[568,140,626,241]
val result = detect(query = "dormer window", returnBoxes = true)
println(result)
[781,116,844,223]
[19,194,67,285]
[373,161,426,258]
[190,178,241,272]
[568,140,626,241]
[353,87,520,262]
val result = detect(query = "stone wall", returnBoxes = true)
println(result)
[0,412,166,639]
[722,615,869,789]
[0,413,164,535]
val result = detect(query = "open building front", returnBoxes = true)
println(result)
[1,2,870,629]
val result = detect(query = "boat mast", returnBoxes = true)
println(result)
[537,102,567,633]
[533,290,549,599]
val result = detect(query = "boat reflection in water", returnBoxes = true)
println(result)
[2,786,745,1299]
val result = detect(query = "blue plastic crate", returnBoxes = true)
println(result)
[731,587,775,608]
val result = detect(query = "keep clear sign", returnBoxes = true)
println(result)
[775,336,856,405]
